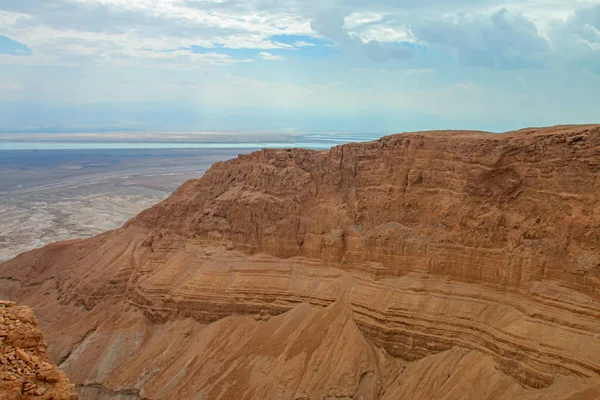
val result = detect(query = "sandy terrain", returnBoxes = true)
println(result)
[0,148,243,261]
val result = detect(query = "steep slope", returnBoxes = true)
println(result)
[0,300,78,399]
[1,125,600,399]
[59,296,397,400]
[381,348,600,400]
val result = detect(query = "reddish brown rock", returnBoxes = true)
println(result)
[36,368,61,383]
[1,125,600,399]
[0,302,77,399]
[15,348,31,363]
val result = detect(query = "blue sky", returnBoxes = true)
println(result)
[0,0,599,134]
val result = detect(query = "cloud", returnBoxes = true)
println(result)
[546,4,600,74]
[411,8,550,69]
[258,51,286,61]
[451,82,482,91]
[0,83,24,91]
[0,0,308,67]
[311,10,414,61]
[349,67,388,72]
[406,68,434,74]
[293,41,316,47]
[0,0,599,136]
[583,69,600,82]
[1,0,597,71]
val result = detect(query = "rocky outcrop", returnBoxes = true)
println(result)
[1,125,600,399]
[0,300,78,399]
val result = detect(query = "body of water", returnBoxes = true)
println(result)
[0,141,343,150]
[0,133,382,151]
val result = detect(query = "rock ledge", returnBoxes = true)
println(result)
[0,300,77,400]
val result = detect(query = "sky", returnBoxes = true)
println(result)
[0,0,599,134]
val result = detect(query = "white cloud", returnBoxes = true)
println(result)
[1,0,599,71]
[0,54,66,66]
[257,51,286,61]
[0,0,309,68]
[349,67,388,72]
[451,82,482,91]
[406,68,435,74]
[344,11,413,43]
[293,41,316,47]
[411,8,551,69]
[344,12,386,28]
[0,10,30,26]
[0,20,260,68]
[312,10,414,61]
[0,83,24,91]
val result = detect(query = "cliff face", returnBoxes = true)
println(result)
[130,125,600,288]
[0,300,78,399]
[1,125,600,399]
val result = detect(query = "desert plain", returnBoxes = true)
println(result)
[0,148,242,260]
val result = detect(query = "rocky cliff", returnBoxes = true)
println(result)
[0,300,78,399]
[1,125,600,399]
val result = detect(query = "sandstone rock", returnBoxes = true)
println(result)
[38,362,52,372]
[1,125,600,399]
[15,348,31,363]
[23,381,37,392]
[37,368,60,383]
[34,386,46,396]
[0,302,77,399]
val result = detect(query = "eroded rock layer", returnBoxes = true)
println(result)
[1,125,600,399]
[0,300,78,399]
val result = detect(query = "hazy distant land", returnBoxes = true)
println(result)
[0,148,244,260]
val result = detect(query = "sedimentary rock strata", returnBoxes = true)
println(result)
[1,125,599,399]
